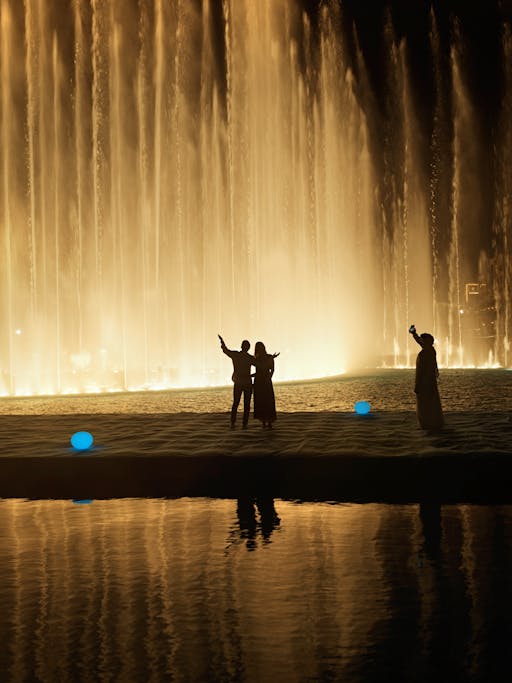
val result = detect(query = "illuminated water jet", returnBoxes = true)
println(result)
[0,0,510,396]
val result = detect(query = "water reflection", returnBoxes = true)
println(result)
[419,502,442,563]
[1,500,512,682]
[235,497,281,550]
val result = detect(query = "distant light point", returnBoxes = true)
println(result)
[354,400,371,415]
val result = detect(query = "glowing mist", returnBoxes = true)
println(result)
[0,0,510,395]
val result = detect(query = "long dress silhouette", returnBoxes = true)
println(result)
[253,341,277,428]
[411,329,444,430]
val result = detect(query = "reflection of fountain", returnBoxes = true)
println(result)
[0,0,510,395]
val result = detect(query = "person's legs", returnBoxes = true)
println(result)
[231,384,243,426]
[242,384,252,428]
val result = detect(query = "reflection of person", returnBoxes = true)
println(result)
[253,341,277,429]
[236,497,280,549]
[219,335,254,429]
[409,325,444,431]
[419,502,442,561]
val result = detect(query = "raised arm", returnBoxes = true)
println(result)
[409,326,423,348]
[218,334,235,358]
[412,331,424,348]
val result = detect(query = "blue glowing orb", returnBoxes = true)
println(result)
[354,401,371,415]
[72,499,93,505]
[70,431,94,450]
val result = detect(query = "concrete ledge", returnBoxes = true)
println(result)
[0,411,510,501]
[1,452,511,502]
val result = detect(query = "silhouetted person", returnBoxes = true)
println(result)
[219,335,254,429]
[253,341,277,428]
[409,325,444,431]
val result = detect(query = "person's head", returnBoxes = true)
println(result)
[254,341,266,357]
[420,333,435,347]
[241,340,250,352]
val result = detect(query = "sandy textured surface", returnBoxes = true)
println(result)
[0,369,510,458]
[0,370,510,501]
[0,409,510,460]
[1,369,510,416]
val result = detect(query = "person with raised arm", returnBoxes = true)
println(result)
[218,335,254,429]
[409,324,444,431]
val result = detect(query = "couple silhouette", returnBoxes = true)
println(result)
[218,335,278,429]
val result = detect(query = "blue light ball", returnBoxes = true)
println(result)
[71,431,94,450]
[354,401,371,415]
[73,499,93,505]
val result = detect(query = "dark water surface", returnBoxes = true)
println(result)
[1,499,512,682]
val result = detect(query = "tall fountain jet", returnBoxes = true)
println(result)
[0,0,509,395]
[492,25,512,368]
